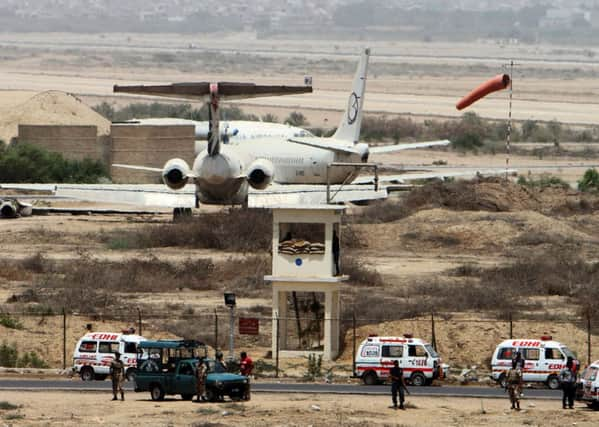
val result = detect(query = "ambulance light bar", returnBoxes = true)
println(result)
[540,335,552,341]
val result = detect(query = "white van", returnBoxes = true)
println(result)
[580,360,599,409]
[355,335,447,386]
[491,336,578,389]
[72,332,146,381]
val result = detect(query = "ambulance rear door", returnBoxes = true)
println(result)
[380,344,405,379]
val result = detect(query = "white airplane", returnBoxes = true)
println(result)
[109,48,451,208]
[127,118,315,145]
[3,49,505,211]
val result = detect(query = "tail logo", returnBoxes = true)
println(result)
[347,92,360,124]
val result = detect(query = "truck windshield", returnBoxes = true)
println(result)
[425,344,438,358]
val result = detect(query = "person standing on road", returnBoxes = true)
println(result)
[389,360,407,410]
[560,357,577,409]
[195,358,208,402]
[239,352,254,377]
[215,351,227,373]
[512,351,525,371]
[505,360,522,410]
[110,351,125,401]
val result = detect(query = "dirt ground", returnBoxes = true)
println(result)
[1,391,597,426]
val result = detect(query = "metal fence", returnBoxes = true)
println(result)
[0,309,597,375]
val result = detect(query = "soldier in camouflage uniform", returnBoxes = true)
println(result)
[195,358,208,402]
[110,351,125,401]
[505,360,522,410]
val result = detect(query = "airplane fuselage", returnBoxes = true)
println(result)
[191,137,364,204]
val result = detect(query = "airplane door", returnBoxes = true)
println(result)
[310,157,322,179]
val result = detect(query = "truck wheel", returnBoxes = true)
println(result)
[126,368,137,382]
[410,372,426,387]
[497,373,507,389]
[181,394,194,400]
[547,375,560,390]
[206,388,218,402]
[80,367,94,382]
[362,371,378,386]
[150,384,165,401]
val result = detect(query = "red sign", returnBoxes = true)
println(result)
[239,318,259,335]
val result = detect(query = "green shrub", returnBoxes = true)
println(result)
[304,353,323,381]
[0,342,49,368]
[578,168,599,192]
[0,314,23,330]
[0,144,108,183]
[0,342,18,367]
[518,174,570,189]
[0,401,19,410]
[285,111,307,127]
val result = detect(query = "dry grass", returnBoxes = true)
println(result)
[99,208,272,252]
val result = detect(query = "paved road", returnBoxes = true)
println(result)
[0,379,560,399]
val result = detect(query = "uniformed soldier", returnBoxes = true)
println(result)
[110,351,125,401]
[505,360,522,410]
[195,358,208,402]
[215,351,227,373]
[389,360,407,410]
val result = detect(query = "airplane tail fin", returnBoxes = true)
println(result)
[332,48,370,143]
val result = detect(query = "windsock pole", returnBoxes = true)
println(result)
[506,60,513,181]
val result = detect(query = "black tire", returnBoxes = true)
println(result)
[547,375,560,390]
[125,368,137,382]
[80,367,94,382]
[150,384,165,401]
[362,371,378,386]
[181,394,194,401]
[497,373,507,389]
[410,372,426,387]
[205,388,218,402]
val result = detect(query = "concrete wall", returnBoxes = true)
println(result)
[110,124,195,184]
[18,125,100,161]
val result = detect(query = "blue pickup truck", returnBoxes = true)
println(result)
[133,340,250,402]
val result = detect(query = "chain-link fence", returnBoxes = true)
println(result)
[0,309,597,375]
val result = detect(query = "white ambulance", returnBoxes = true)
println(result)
[491,336,578,389]
[355,335,446,386]
[580,360,599,409]
[72,332,146,381]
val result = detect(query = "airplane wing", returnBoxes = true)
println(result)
[114,82,312,101]
[0,184,196,208]
[353,168,517,185]
[247,183,388,207]
[0,183,386,208]
[287,137,363,155]
[368,140,451,154]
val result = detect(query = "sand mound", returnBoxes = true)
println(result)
[0,90,110,143]
[356,208,596,253]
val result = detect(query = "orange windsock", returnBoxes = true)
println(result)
[456,74,510,110]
